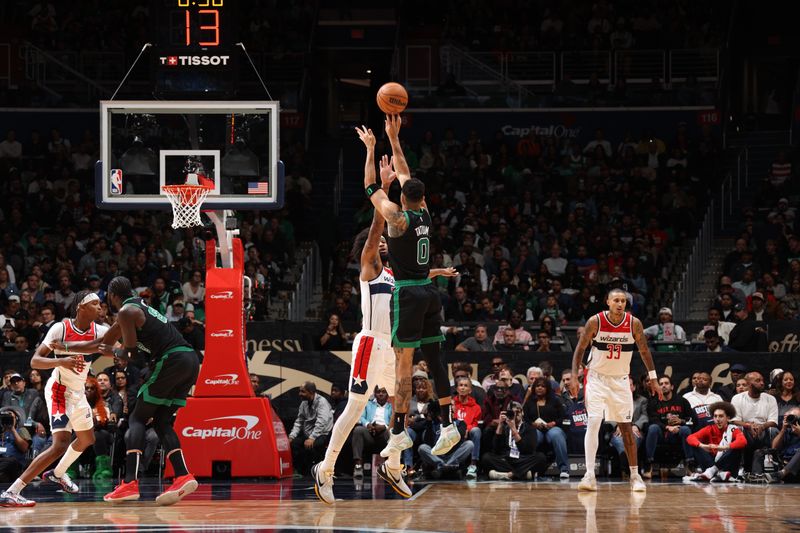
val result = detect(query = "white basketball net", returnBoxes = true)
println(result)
[162,184,213,228]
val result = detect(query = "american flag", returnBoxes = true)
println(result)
[247,182,269,195]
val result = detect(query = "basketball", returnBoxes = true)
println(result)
[376,82,408,114]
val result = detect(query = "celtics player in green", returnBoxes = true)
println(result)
[54,276,201,505]
[365,115,461,459]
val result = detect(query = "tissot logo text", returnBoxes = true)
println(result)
[204,373,240,386]
[159,55,231,66]
[210,329,234,338]
[182,415,262,444]
[209,291,234,300]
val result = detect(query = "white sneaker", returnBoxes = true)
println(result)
[312,464,335,505]
[630,473,647,492]
[431,424,461,455]
[577,472,597,491]
[714,471,733,482]
[683,472,704,482]
[380,430,413,458]
[488,470,513,480]
[699,466,718,481]
[560,471,570,480]
[466,465,478,480]
[377,463,412,498]
[43,469,79,494]
[0,491,35,507]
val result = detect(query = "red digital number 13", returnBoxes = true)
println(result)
[606,344,622,359]
[185,9,220,46]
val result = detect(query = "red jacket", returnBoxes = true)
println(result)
[687,424,747,452]
[453,395,482,431]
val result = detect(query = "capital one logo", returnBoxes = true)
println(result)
[210,329,234,338]
[204,373,240,386]
[209,291,234,300]
[182,415,263,444]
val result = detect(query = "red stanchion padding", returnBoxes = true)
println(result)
[195,238,253,398]
[167,397,292,478]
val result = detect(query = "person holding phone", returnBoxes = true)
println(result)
[524,377,570,479]
[481,401,547,480]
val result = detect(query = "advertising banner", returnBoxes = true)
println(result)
[248,349,800,426]
[403,107,719,148]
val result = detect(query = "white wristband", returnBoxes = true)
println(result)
[648,370,658,380]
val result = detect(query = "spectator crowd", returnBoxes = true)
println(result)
[282,361,800,484]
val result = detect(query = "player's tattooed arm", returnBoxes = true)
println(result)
[384,115,411,188]
[633,318,662,399]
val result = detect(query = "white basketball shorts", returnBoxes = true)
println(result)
[45,377,94,433]
[349,330,395,397]
[584,369,633,423]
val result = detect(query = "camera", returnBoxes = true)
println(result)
[1,413,14,428]
[786,414,799,426]
[505,409,516,420]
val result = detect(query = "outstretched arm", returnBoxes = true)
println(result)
[633,318,663,400]
[360,152,396,280]
[49,322,121,356]
[356,126,408,236]
[429,267,458,279]
[384,115,412,189]
[570,316,597,398]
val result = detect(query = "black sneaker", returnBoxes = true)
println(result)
[377,463,412,498]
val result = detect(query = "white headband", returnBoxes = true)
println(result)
[79,292,100,306]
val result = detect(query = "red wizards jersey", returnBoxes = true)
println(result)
[587,311,635,376]
[42,319,109,390]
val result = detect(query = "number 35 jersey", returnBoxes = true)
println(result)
[587,311,635,377]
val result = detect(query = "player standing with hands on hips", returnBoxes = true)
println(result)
[570,288,662,492]
[365,115,461,460]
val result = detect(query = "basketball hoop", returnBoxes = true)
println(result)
[162,184,214,228]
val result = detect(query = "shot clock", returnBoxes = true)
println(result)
[152,0,238,96]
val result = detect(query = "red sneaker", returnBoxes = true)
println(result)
[155,474,198,506]
[103,480,140,502]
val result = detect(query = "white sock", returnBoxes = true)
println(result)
[6,479,26,495]
[318,395,367,473]
[584,417,602,472]
[386,451,401,470]
[54,443,83,478]
[630,466,639,477]
[704,466,718,477]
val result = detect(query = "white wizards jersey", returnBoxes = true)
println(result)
[41,319,109,390]
[587,311,635,376]
[359,267,394,336]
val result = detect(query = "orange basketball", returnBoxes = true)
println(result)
[376,82,409,114]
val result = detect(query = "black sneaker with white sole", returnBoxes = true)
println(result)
[377,463,412,498]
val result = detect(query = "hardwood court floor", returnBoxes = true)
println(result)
[2,477,799,532]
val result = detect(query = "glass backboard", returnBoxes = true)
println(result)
[96,100,284,210]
